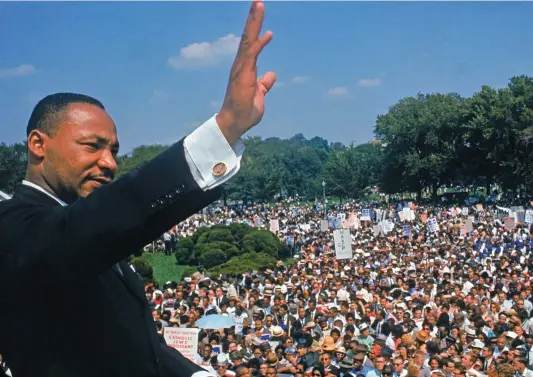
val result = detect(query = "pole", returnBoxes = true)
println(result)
[322,181,327,219]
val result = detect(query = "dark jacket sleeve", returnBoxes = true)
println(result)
[0,139,221,286]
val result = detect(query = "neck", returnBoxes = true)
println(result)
[25,170,74,204]
[25,171,56,197]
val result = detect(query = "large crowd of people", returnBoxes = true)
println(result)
[143,194,533,377]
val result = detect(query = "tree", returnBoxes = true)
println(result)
[375,93,464,199]
[116,144,168,178]
[0,142,27,194]
[322,143,383,200]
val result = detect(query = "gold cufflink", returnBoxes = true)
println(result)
[212,162,227,176]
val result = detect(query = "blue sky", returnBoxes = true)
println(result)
[0,1,532,154]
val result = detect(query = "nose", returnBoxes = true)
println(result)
[97,148,118,176]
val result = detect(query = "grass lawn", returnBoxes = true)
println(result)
[142,252,197,284]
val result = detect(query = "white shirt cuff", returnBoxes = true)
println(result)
[184,114,244,191]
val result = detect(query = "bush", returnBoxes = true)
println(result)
[197,227,235,245]
[209,252,277,276]
[242,230,280,258]
[177,237,195,251]
[196,241,240,259]
[173,225,288,272]
[130,257,154,284]
[198,248,228,269]
[175,247,195,265]
[229,223,254,245]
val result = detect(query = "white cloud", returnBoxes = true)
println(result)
[356,78,383,88]
[150,89,168,104]
[210,100,222,108]
[0,64,37,79]
[168,34,240,70]
[291,76,310,84]
[326,86,349,98]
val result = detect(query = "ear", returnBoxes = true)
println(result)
[27,129,48,160]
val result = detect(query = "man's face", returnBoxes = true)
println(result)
[374,357,386,371]
[353,357,364,371]
[34,103,118,203]
[393,359,404,372]
[462,355,472,368]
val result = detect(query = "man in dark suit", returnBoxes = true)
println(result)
[0,2,276,376]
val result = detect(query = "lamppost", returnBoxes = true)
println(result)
[322,181,326,218]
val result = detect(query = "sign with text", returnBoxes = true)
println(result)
[361,209,371,221]
[526,210,533,224]
[428,218,439,233]
[163,327,199,362]
[333,229,352,260]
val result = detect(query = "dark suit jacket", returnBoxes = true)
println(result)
[0,140,220,377]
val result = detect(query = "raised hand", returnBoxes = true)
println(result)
[216,0,276,144]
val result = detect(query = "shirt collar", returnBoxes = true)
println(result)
[22,180,67,207]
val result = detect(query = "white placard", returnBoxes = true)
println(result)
[526,210,533,224]
[270,219,279,232]
[428,218,440,233]
[164,327,199,362]
[333,229,352,260]
[361,209,371,221]
[465,218,473,233]
[321,219,329,232]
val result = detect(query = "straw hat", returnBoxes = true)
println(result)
[322,336,336,352]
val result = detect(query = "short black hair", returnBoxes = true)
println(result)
[26,92,105,137]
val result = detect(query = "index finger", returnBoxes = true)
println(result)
[239,0,265,50]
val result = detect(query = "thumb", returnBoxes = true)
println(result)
[258,71,277,95]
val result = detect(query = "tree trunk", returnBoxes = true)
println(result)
[431,183,439,203]
[416,188,422,201]
[223,189,228,207]
[486,176,492,196]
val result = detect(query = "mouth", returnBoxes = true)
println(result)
[89,177,112,185]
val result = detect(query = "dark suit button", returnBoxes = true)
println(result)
[158,197,168,206]
[151,201,158,210]
[168,190,178,200]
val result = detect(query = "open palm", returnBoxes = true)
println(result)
[216,0,276,145]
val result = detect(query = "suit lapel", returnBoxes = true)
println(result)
[118,260,148,303]
[14,184,147,304]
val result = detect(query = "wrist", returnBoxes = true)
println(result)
[216,111,239,145]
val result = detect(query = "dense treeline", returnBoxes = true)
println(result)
[1,75,531,200]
